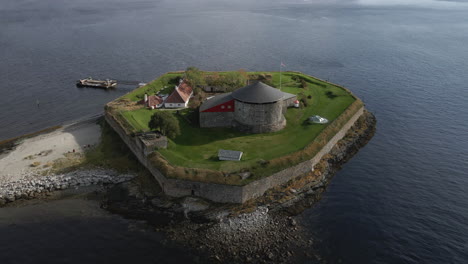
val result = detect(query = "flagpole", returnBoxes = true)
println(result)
[280,62,282,91]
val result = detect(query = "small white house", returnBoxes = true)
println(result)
[293,100,300,108]
[164,80,193,108]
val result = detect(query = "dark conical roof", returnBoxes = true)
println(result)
[232,81,285,103]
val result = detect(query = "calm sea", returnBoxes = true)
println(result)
[1,0,468,263]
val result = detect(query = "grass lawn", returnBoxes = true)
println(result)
[118,71,356,173]
[122,72,183,101]
[121,108,155,132]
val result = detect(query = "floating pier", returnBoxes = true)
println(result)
[76,78,117,89]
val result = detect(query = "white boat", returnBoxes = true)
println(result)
[308,115,329,124]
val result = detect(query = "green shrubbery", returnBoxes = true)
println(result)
[149,111,181,139]
[204,70,248,92]
[326,91,338,99]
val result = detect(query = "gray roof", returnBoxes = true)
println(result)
[218,149,243,161]
[283,92,296,100]
[200,92,233,112]
[232,82,285,104]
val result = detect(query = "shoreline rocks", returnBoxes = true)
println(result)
[166,206,311,264]
[0,168,135,205]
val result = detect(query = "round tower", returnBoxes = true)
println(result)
[231,82,286,133]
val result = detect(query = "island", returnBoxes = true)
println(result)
[0,67,376,263]
[104,68,373,204]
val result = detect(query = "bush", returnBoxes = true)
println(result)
[326,91,338,99]
[185,66,206,94]
[149,111,181,139]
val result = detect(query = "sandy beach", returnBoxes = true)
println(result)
[0,119,101,184]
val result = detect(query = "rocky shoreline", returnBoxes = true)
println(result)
[0,168,135,205]
[102,110,377,263]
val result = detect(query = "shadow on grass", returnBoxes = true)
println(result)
[172,116,252,147]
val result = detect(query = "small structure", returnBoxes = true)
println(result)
[164,79,193,108]
[147,95,164,109]
[293,100,300,108]
[308,115,329,124]
[199,81,297,133]
[218,149,243,161]
[140,94,164,109]
[138,132,168,156]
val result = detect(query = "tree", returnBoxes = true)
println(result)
[185,66,206,94]
[148,111,181,139]
[222,70,248,92]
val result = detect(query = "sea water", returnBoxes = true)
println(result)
[1,0,467,263]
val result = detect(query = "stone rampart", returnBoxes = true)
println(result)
[234,101,283,126]
[240,107,364,202]
[283,96,297,108]
[105,106,364,203]
[233,117,286,134]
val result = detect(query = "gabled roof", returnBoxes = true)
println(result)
[165,89,184,104]
[148,95,163,107]
[232,81,285,104]
[165,80,193,104]
[178,81,193,102]
[200,92,233,112]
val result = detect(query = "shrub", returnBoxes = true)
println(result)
[148,111,181,139]
[326,91,338,99]
[185,66,206,93]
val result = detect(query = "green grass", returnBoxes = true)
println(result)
[120,108,155,132]
[121,72,183,101]
[115,71,356,174]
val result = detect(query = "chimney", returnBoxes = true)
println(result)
[144,93,148,103]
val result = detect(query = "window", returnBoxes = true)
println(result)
[221,105,225,109]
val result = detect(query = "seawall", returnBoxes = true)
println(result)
[105,106,364,203]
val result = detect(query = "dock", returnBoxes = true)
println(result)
[76,78,146,89]
[76,78,117,89]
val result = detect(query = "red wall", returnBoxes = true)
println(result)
[202,99,235,112]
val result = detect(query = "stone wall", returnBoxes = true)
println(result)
[233,117,286,134]
[199,112,234,128]
[139,136,168,156]
[240,107,364,202]
[106,112,246,203]
[234,101,283,126]
[105,106,364,204]
[283,96,297,108]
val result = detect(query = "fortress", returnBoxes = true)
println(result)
[199,82,297,133]
[105,70,366,203]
